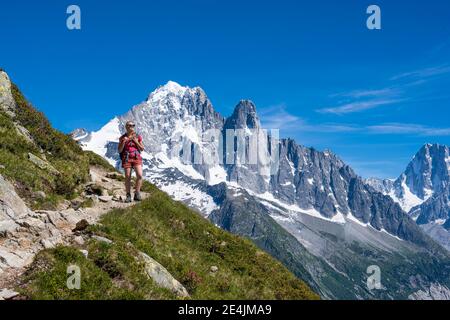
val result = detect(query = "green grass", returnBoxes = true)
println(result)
[85,150,116,172]
[19,245,176,300]
[19,184,319,300]
[0,81,118,209]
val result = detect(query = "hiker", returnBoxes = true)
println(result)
[118,121,145,203]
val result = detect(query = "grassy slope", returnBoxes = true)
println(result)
[0,80,113,209]
[19,182,319,300]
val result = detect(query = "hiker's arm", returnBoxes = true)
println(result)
[118,137,127,153]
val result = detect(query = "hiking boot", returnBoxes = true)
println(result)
[134,192,142,201]
[125,193,132,203]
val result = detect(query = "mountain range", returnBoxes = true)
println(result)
[366,143,450,251]
[0,70,318,300]
[73,81,450,299]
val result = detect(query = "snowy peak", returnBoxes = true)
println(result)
[403,143,450,199]
[368,143,450,214]
[148,81,188,100]
[225,100,261,130]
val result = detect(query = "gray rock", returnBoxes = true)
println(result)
[0,289,19,300]
[210,266,218,273]
[139,251,189,298]
[0,70,17,117]
[79,249,89,258]
[98,196,113,203]
[73,236,85,246]
[0,174,30,221]
[27,153,60,175]
[14,122,35,145]
[92,235,113,244]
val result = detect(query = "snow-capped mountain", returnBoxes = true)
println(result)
[73,81,450,299]
[366,143,450,253]
[367,144,450,215]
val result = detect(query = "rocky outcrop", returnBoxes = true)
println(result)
[0,71,16,117]
[0,166,146,289]
[138,251,189,298]
[0,174,30,237]
[27,153,60,175]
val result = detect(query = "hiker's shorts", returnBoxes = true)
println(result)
[121,157,142,169]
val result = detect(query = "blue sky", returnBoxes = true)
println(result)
[1,0,450,178]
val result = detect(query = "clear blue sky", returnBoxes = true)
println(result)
[1,0,450,178]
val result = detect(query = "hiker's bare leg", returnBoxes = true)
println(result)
[135,165,143,193]
[125,168,132,194]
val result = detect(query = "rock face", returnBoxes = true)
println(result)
[74,81,450,299]
[414,187,450,226]
[367,144,450,251]
[139,251,189,298]
[367,144,450,214]
[0,174,30,237]
[0,70,16,117]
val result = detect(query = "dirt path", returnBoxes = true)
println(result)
[0,165,150,296]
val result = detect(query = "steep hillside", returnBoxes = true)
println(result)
[17,181,318,300]
[0,70,111,209]
[0,70,318,300]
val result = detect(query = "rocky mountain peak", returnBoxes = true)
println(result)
[151,80,187,97]
[403,143,450,199]
[225,100,261,130]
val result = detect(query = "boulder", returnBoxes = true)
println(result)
[139,251,189,298]
[0,174,30,221]
[27,153,60,175]
[0,289,19,300]
[73,236,85,246]
[92,235,113,244]
[79,249,89,258]
[210,266,219,273]
[0,70,16,117]
[14,122,35,145]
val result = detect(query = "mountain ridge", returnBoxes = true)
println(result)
[73,80,450,299]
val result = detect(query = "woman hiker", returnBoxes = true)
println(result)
[118,121,145,203]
